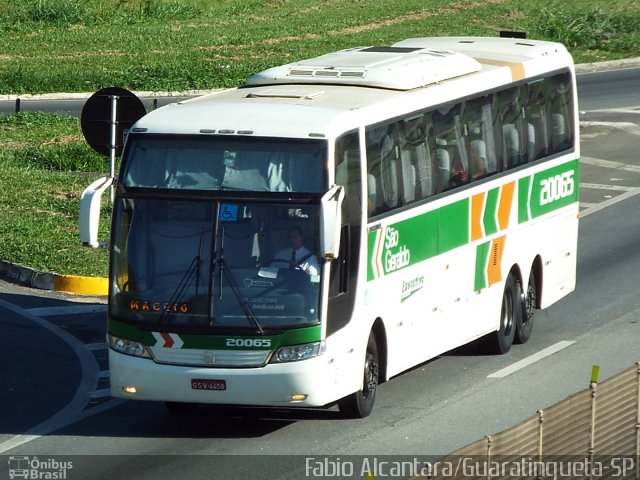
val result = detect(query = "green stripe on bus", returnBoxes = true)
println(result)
[108,318,155,345]
[368,200,467,279]
[519,158,579,223]
[474,242,490,291]
[482,187,500,236]
[528,159,579,219]
[518,176,532,223]
[438,199,469,252]
[403,208,439,261]
[108,318,322,349]
[367,228,380,281]
[182,325,322,350]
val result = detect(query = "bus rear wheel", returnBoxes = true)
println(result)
[488,273,521,354]
[515,270,536,344]
[338,333,379,418]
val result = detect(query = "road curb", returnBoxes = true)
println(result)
[0,89,225,102]
[574,57,640,73]
[0,259,107,296]
[0,58,636,102]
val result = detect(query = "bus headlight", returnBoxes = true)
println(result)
[108,334,150,358]
[272,341,325,363]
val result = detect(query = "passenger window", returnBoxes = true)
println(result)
[362,70,575,214]
[433,104,468,190]
[524,78,549,161]
[548,72,574,153]
[463,94,500,181]
[366,123,401,215]
[380,131,400,210]
[497,86,527,169]
[400,112,435,201]
[335,131,362,224]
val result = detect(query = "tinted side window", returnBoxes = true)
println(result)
[399,112,436,202]
[547,72,574,153]
[463,94,501,181]
[497,85,528,169]
[524,78,550,161]
[433,103,468,190]
[363,70,575,218]
[366,123,401,216]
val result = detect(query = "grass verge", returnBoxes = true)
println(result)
[0,0,638,94]
[0,113,109,277]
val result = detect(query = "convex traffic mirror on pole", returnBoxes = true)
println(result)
[79,87,146,247]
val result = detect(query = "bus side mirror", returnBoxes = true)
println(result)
[320,185,345,260]
[79,176,113,248]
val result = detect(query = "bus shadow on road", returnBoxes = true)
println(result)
[446,339,497,357]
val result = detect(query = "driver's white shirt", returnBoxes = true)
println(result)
[274,246,319,276]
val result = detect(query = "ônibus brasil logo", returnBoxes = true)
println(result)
[8,456,73,480]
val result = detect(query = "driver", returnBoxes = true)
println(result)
[274,226,320,276]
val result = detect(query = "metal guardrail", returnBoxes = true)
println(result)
[419,363,640,480]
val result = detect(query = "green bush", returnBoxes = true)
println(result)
[8,0,88,26]
[533,6,639,52]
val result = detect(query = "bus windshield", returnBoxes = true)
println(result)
[121,135,326,192]
[110,198,323,330]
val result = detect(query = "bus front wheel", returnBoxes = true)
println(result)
[338,333,379,418]
[488,273,521,354]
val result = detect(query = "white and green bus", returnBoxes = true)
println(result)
[103,36,578,418]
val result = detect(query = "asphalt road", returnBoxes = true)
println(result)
[576,66,640,111]
[0,94,197,116]
[0,68,639,479]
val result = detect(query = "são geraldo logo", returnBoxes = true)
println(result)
[383,226,410,273]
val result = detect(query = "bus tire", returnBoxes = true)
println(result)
[488,273,520,354]
[338,333,379,418]
[515,270,536,344]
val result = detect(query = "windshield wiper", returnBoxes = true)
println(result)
[158,226,205,324]
[217,226,265,335]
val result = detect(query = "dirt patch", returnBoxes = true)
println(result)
[0,140,30,149]
[204,0,512,50]
[43,135,84,146]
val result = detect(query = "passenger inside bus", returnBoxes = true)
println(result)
[469,139,487,180]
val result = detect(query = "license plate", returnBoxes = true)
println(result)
[191,379,226,391]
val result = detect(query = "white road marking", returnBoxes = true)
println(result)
[0,299,100,454]
[487,341,576,379]
[88,389,111,399]
[26,304,106,317]
[581,156,640,174]
[580,121,640,136]
[581,182,636,192]
[581,187,640,217]
[579,155,640,217]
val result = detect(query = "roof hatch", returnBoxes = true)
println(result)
[245,44,482,91]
